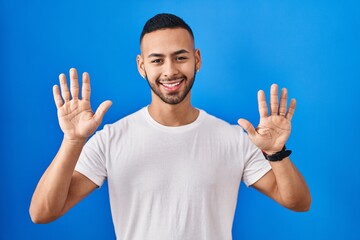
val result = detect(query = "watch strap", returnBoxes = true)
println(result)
[262,146,292,162]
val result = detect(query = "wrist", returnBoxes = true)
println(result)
[262,146,292,162]
[62,136,87,146]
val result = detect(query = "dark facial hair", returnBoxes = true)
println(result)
[144,68,197,105]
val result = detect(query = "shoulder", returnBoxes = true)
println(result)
[93,107,147,139]
[108,107,146,128]
[199,110,246,138]
[201,110,243,131]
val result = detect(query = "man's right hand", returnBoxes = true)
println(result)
[53,68,112,141]
[30,68,111,223]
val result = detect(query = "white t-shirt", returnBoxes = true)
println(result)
[75,107,271,240]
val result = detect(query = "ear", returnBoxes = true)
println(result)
[195,49,202,72]
[136,54,146,78]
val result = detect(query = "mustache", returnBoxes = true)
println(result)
[157,75,186,83]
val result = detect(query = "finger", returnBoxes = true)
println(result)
[93,100,112,124]
[52,85,63,109]
[286,98,296,121]
[270,84,279,115]
[70,68,79,99]
[82,72,91,101]
[258,90,268,118]
[59,73,70,101]
[278,88,288,116]
[238,118,257,137]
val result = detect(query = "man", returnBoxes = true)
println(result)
[30,13,311,239]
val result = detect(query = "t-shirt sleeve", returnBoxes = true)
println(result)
[239,127,272,187]
[75,127,108,187]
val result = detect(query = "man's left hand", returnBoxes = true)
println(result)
[238,84,296,155]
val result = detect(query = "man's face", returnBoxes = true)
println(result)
[137,28,201,105]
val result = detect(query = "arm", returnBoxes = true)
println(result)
[29,68,112,223]
[252,158,311,212]
[238,84,311,212]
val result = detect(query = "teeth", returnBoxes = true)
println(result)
[163,81,181,88]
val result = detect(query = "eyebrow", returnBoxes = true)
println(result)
[147,49,190,58]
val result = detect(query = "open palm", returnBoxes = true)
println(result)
[238,84,296,154]
[53,68,112,141]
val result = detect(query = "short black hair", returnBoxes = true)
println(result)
[140,13,194,43]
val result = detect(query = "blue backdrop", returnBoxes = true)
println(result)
[1,0,359,239]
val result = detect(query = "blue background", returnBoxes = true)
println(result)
[1,0,359,239]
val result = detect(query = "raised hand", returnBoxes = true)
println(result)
[53,68,112,141]
[238,84,296,154]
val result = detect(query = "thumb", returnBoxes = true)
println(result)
[94,100,112,124]
[238,118,256,137]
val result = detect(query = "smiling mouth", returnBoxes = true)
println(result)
[159,78,184,91]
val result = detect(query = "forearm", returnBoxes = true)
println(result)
[29,138,86,223]
[270,157,311,211]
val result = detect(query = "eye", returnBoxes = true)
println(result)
[176,56,188,61]
[151,59,163,64]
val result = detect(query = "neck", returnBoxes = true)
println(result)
[148,95,199,127]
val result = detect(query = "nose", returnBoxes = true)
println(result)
[163,59,179,77]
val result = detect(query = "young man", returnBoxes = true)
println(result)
[30,13,311,239]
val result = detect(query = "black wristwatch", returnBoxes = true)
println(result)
[262,146,292,162]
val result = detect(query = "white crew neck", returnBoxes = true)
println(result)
[142,106,204,133]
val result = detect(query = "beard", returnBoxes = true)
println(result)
[144,70,196,105]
